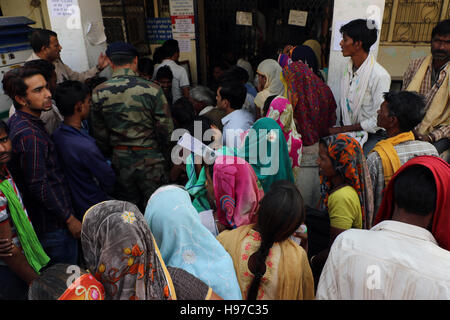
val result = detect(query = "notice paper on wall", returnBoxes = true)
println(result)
[288,10,308,27]
[49,0,78,17]
[173,17,195,33]
[169,0,194,16]
[177,38,191,53]
[236,11,252,26]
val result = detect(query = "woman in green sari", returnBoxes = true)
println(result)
[237,118,294,192]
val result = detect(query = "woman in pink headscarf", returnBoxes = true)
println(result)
[204,155,264,230]
[265,96,303,176]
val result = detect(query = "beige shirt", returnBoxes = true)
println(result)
[28,52,99,84]
[316,220,450,300]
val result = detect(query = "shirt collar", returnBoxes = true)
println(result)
[59,123,92,139]
[221,109,239,125]
[112,68,139,77]
[16,109,44,123]
[371,220,438,245]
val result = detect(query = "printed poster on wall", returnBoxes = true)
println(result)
[169,0,195,41]
[49,0,78,17]
[236,11,253,26]
[147,18,173,44]
[288,10,308,27]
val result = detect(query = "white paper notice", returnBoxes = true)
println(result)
[288,10,308,27]
[333,20,378,51]
[236,11,252,26]
[177,39,191,53]
[49,0,77,17]
[169,0,194,16]
[173,18,195,33]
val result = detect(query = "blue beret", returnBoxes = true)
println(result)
[106,42,138,58]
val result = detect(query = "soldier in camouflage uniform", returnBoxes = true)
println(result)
[90,42,174,211]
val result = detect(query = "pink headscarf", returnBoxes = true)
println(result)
[265,96,303,170]
[213,155,264,229]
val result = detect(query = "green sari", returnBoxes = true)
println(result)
[185,146,235,212]
[237,118,294,192]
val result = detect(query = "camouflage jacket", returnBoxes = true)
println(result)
[90,68,174,157]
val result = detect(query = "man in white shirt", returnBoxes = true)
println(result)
[330,19,391,155]
[217,81,254,149]
[28,29,108,84]
[152,39,190,103]
[316,158,450,300]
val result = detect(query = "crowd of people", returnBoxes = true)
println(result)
[0,17,449,300]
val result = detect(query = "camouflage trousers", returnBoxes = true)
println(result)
[112,148,170,212]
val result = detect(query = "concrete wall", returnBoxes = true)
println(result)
[47,0,107,74]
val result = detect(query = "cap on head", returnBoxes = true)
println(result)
[105,42,138,58]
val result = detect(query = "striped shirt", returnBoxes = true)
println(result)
[367,140,439,216]
[402,58,450,141]
[7,111,75,236]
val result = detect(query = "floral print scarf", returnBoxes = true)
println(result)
[81,200,176,300]
[319,134,374,228]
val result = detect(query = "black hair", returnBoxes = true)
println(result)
[138,57,154,77]
[263,95,278,116]
[212,60,230,72]
[23,59,55,83]
[217,81,247,110]
[2,67,46,110]
[85,76,108,94]
[30,28,57,53]
[0,120,9,135]
[219,66,249,84]
[383,91,426,132]
[393,165,437,216]
[153,45,168,64]
[431,19,450,38]
[109,53,136,66]
[54,80,90,117]
[155,65,174,81]
[186,116,213,144]
[171,97,195,129]
[28,264,90,300]
[247,180,305,300]
[163,39,180,58]
[340,19,378,53]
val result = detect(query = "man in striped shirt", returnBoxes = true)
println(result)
[2,66,80,266]
[402,19,449,156]
[367,91,438,220]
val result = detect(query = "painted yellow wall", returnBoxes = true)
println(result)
[0,0,50,29]
[378,44,430,81]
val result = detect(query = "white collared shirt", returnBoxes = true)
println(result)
[221,109,254,149]
[316,220,450,300]
[153,59,190,103]
[336,60,391,133]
